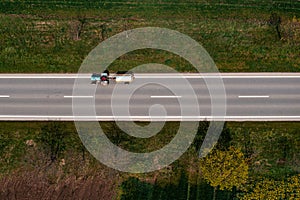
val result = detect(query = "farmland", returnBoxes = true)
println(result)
[0,1,300,199]
[0,0,299,73]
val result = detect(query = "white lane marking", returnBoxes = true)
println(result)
[0,95,10,98]
[137,75,300,79]
[0,76,88,79]
[64,96,94,98]
[238,95,270,98]
[151,96,182,98]
[0,115,300,120]
[2,74,300,79]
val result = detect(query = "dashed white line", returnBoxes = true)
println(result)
[238,95,270,98]
[0,95,10,98]
[151,96,182,98]
[0,115,300,121]
[64,96,94,98]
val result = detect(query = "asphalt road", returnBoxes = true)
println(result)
[0,73,300,121]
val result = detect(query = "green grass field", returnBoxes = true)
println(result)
[0,0,299,73]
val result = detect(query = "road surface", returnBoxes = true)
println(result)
[0,73,299,121]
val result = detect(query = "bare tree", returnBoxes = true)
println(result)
[73,14,87,40]
[269,12,282,40]
[39,122,68,162]
[100,23,108,41]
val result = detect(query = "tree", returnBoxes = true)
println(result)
[241,174,300,200]
[242,129,253,159]
[215,123,232,150]
[192,121,209,152]
[71,14,87,40]
[269,12,282,40]
[199,146,249,200]
[39,122,68,162]
[192,122,232,154]
[119,177,154,200]
[100,23,108,41]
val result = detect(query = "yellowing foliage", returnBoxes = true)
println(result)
[241,174,300,200]
[292,16,299,23]
[199,146,249,191]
